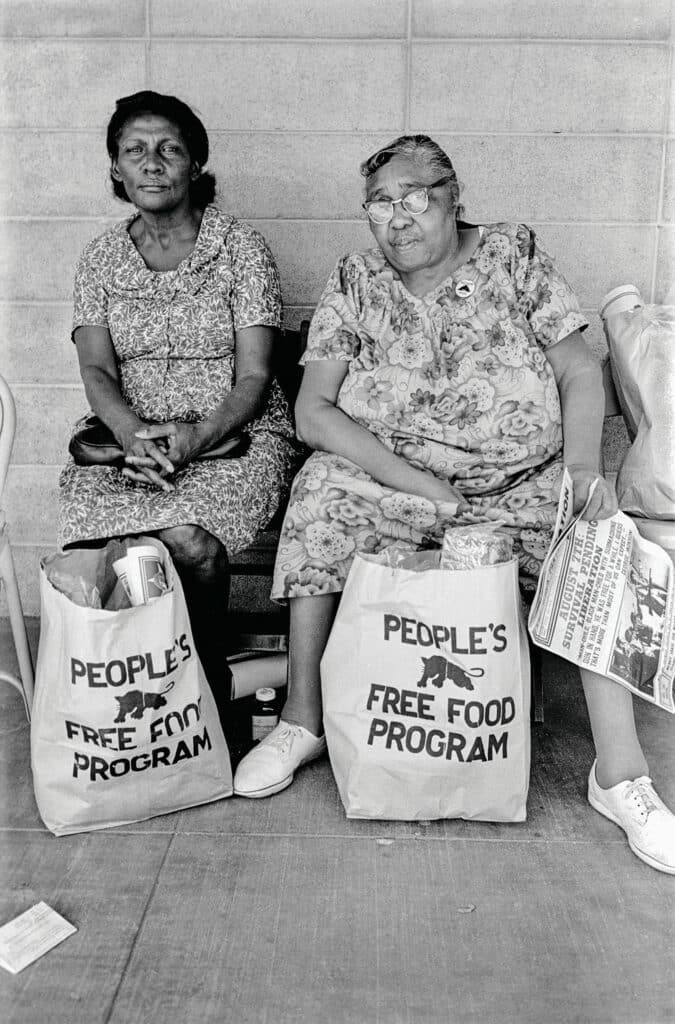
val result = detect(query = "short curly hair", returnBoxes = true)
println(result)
[106,90,216,207]
[360,134,464,218]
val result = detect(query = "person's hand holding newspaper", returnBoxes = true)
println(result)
[567,465,618,520]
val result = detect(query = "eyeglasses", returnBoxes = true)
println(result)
[363,176,453,224]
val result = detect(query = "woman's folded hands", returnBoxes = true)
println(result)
[121,421,208,490]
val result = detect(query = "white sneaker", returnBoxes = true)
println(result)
[588,761,675,874]
[233,721,327,798]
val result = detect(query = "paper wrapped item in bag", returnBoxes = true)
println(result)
[600,286,675,519]
[440,524,513,570]
[43,537,145,611]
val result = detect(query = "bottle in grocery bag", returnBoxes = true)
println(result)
[251,688,280,743]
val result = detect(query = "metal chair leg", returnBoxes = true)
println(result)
[0,670,31,720]
[0,527,34,719]
[0,372,34,721]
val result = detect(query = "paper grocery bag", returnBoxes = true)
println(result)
[31,540,232,836]
[321,552,530,822]
[600,293,675,518]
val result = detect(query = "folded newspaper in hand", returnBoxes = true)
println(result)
[528,468,675,712]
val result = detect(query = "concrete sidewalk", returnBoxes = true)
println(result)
[1,620,673,1024]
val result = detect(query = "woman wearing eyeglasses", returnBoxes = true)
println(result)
[233,134,675,875]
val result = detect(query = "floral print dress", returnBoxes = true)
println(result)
[60,205,299,552]
[272,223,588,599]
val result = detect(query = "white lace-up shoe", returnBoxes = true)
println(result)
[588,761,675,874]
[233,721,327,798]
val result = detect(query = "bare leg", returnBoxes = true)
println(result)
[581,667,648,788]
[232,594,336,797]
[157,525,231,700]
[281,594,339,736]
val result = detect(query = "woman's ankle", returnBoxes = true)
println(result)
[594,755,649,790]
[281,701,323,738]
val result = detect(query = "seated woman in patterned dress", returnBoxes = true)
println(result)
[233,134,675,874]
[59,91,299,718]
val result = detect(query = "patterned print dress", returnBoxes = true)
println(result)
[60,205,299,552]
[272,223,589,599]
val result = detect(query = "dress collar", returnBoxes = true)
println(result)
[112,205,234,296]
[379,222,485,305]
[117,204,232,276]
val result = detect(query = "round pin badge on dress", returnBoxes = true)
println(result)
[455,279,475,298]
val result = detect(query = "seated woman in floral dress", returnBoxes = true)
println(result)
[59,91,299,718]
[233,134,675,875]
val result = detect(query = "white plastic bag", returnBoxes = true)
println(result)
[321,551,531,822]
[600,286,675,518]
[31,539,232,835]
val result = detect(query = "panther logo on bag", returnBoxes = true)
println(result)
[113,681,175,723]
[416,655,484,691]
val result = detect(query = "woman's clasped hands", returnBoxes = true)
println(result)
[121,421,209,492]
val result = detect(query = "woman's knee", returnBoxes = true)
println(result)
[158,524,227,573]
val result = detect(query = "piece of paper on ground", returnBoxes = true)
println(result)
[0,901,77,974]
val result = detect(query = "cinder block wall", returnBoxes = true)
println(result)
[1,0,673,615]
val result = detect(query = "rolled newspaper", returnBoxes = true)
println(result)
[229,653,288,700]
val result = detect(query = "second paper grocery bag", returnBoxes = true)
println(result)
[321,550,531,822]
[31,538,232,836]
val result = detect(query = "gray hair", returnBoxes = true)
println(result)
[360,134,464,218]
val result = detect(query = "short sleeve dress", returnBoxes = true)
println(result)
[59,205,300,552]
[271,223,589,598]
